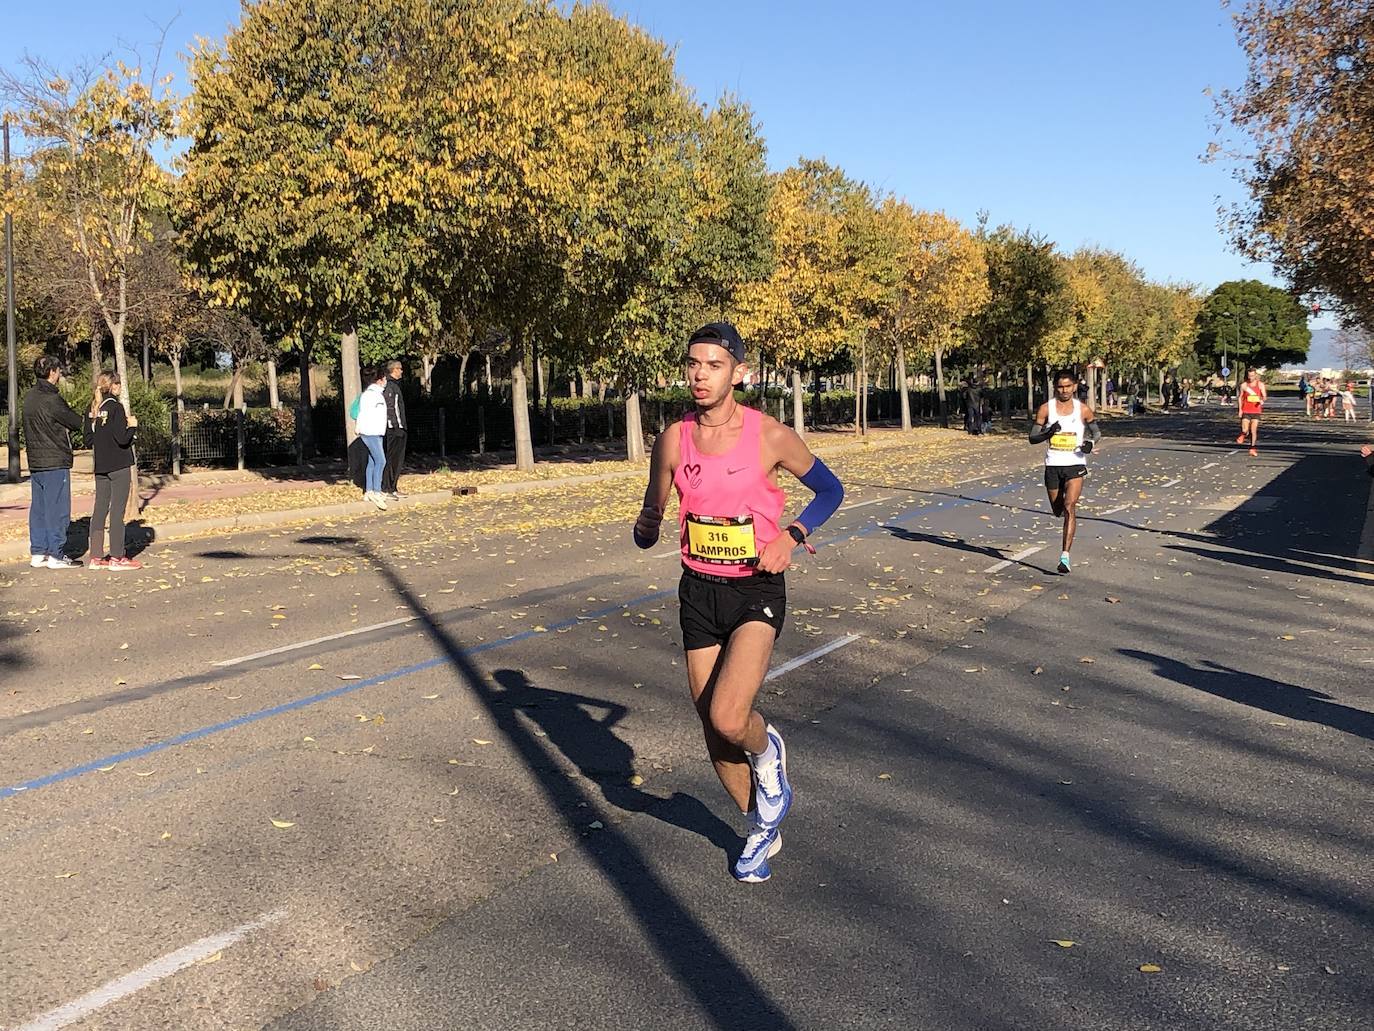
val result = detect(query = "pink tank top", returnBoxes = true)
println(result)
[675,406,785,578]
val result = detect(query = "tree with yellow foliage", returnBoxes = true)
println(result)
[873,201,988,430]
[736,159,883,434]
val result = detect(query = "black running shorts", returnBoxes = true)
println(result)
[1044,464,1087,491]
[679,567,786,651]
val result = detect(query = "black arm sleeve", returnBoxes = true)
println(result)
[1028,420,1060,445]
[1085,420,1101,442]
[57,401,84,432]
[108,404,136,447]
[1366,453,1374,478]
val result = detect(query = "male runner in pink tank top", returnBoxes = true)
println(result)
[633,323,844,883]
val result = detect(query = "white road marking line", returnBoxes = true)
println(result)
[984,546,1045,574]
[1225,449,1241,457]
[841,496,892,511]
[15,910,287,1031]
[765,634,861,681]
[213,618,417,667]
[1097,503,1131,516]
[1161,478,1182,488]
[1200,462,1219,470]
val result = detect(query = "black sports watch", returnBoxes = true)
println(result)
[786,524,807,545]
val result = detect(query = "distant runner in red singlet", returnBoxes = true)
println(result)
[633,323,843,883]
[1237,368,1266,456]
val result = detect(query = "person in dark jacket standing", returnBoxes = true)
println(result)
[85,371,141,570]
[381,359,407,499]
[22,356,84,569]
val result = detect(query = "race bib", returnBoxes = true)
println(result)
[1050,432,1079,452]
[685,513,757,565]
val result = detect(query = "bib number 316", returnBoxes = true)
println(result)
[686,514,757,565]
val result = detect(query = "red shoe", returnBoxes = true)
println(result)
[1235,435,1246,444]
[1248,447,1258,457]
[108,556,143,571]
[89,556,111,569]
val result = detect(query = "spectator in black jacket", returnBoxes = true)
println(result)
[85,371,141,570]
[382,359,407,499]
[1361,444,1374,476]
[21,356,84,569]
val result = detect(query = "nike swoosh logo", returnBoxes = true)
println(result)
[726,467,747,475]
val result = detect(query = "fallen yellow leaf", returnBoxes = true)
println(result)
[1138,964,1162,973]
[270,818,295,829]
[472,739,492,745]
[307,663,324,671]
[1050,940,1076,948]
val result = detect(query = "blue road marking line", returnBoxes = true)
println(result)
[1,590,674,800]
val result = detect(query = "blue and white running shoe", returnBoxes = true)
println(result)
[733,823,782,883]
[752,723,793,831]
[1057,552,1071,574]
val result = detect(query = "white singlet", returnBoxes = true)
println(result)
[1044,398,1087,467]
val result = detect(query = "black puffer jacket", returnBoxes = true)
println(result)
[21,379,83,471]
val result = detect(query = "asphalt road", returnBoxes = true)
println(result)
[3,408,1372,1031]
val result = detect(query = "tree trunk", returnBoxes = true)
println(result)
[853,372,861,432]
[90,334,101,386]
[935,345,948,427]
[484,354,492,395]
[296,341,315,464]
[233,364,245,411]
[308,358,318,406]
[1000,366,1011,424]
[598,380,607,404]
[222,358,240,409]
[267,358,279,410]
[532,345,543,407]
[579,368,592,399]
[1025,362,1033,416]
[860,341,870,436]
[171,352,184,412]
[421,352,435,396]
[142,327,150,382]
[510,333,535,471]
[624,386,645,462]
[458,351,470,397]
[341,325,361,446]
[790,368,805,435]
[896,338,912,431]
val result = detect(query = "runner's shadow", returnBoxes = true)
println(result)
[490,668,736,853]
[1121,649,1374,744]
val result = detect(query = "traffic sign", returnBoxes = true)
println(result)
[1220,366,1230,378]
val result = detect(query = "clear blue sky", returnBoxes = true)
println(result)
[4,0,1318,322]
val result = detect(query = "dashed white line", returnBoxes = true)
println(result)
[1097,503,1131,516]
[1161,478,1182,488]
[14,910,287,1031]
[1200,462,1219,470]
[1225,449,1241,457]
[765,634,861,681]
[213,618,417,667]
[841,496,892,511]
[984,546,1045,574]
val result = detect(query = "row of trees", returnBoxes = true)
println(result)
[1,0,1319,474]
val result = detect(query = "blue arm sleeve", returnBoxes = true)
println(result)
[795,457,844,534]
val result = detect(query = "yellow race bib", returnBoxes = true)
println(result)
[1050,432,1079,451]
[685,514,757,565]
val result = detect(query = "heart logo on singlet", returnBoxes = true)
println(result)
[683,462,702,488]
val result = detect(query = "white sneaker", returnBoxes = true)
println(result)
[30,554,46,568]
[46,555,80,569]
[369,492,387,511]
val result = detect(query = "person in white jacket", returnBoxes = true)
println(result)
[355,367,390,509]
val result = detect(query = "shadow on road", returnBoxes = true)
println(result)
[298,534,795,1031]
[1121,649,1374,745]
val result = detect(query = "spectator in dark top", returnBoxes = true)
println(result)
[85,371,141,571]
[382,359,407,499]
[963,377,982,435]
[1361,444,1374,475]
[22,356,84,569]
